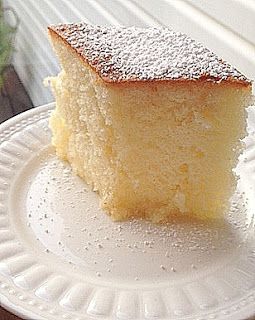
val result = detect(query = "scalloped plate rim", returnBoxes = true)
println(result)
[0,103,255,320]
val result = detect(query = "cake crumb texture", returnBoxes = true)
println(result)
[48,24,252,222]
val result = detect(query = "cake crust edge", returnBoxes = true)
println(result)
[48,26,252,88]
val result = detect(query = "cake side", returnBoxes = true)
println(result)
[48,29,252,222]
[48,23,251,86]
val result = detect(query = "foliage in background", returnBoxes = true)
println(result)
[0,0,18,87]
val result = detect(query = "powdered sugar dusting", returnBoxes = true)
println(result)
[50,22,250,84]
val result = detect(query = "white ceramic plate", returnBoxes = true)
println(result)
[0,103,255,320]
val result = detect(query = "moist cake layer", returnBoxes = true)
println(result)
[47,23,252,222]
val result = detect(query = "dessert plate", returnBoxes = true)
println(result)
[0,103,255,320]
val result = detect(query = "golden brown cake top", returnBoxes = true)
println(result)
[49,22,251,85]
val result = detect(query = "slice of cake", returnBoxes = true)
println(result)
[47,23,252,222]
